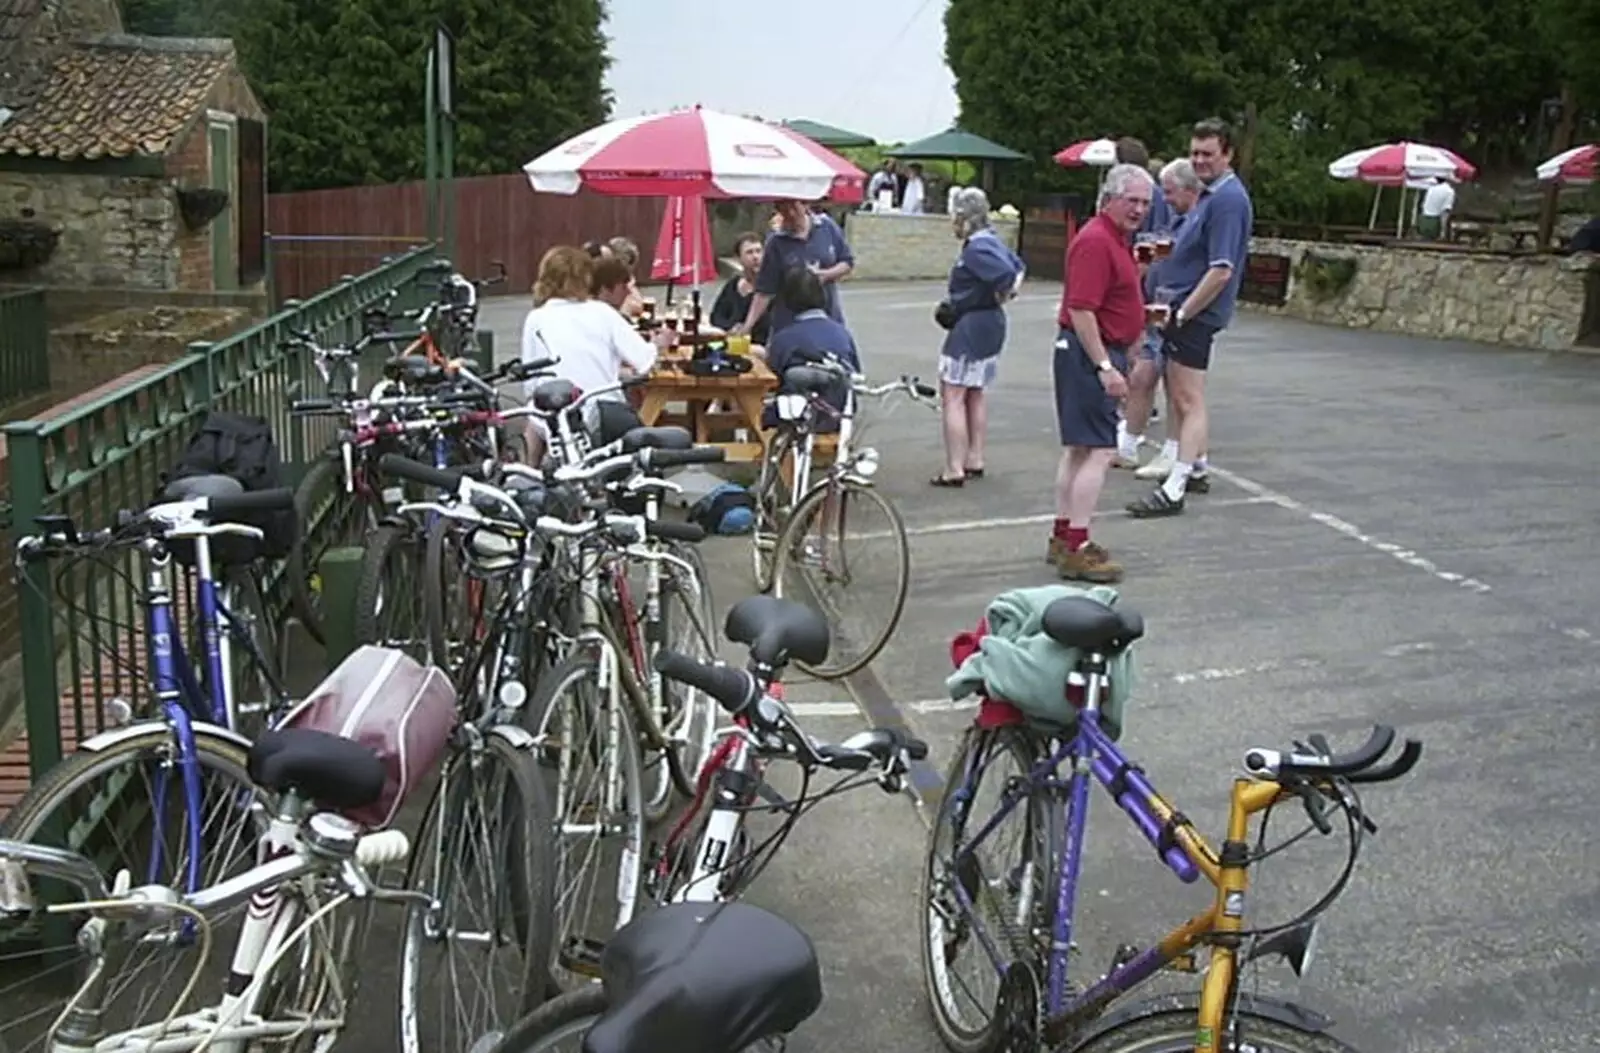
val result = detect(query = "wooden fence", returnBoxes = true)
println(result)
[267,175,667,301]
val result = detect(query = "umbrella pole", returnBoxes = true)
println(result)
[1368,186,1382,229]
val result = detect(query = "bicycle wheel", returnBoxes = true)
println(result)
[401,733,557,1053]
[220,567,284,738]
[750,430,795,593]
[423,515,490,680]
[641,540,718,824]
[523,653,645,993]
[286,454,376,644]
[770,478,910,679]
[1068,1008,1362,1053]
[920,725,1062,1053]
[489,984,607,1053]
[352,522,427,661]
[0,726,268,1053]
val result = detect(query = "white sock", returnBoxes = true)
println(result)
[1117,422,1141,460]
[1193,456,1209,474]
[1158,439,1179,462]
[1160,461,1193,502]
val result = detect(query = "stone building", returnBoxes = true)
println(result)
[0,0,268,293]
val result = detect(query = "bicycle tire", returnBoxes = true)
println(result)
[771,478,910,679]
[221,567,284,739]
[400,733,558,1053]
[422,515,462,676]
[488,983,607,1052]
[920,725,1063,1053]
[1065,1007,1362,1053]
[351,522,425,659]
[653,540,719,815]
[287,454,372,645]
[522,652,645,994]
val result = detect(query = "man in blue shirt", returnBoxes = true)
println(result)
[1126,117,1253,519]
[736,199,855,339]
[761,265,860,432]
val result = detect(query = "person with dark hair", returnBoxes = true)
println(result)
[1125,116,1253,518]
[590,256,636,313]
[1117,136,1171,236]
[760,266,860,432]
[735,198,854,339]
[710,231,770,343]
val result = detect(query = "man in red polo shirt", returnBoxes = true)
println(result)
[1048,163,1152,582]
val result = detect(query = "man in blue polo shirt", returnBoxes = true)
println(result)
[1126,117,1252,518]
[735,199,855,340]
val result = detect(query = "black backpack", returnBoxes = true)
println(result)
[157,410,298,564]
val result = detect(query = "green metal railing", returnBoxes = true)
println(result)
[1,246,440,782]
[0,287,50,408]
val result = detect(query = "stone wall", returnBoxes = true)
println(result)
[0,172,180,289]
[1248,237,1600,351]
[845,212,1021,280]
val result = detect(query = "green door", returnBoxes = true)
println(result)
[209,120,237,291]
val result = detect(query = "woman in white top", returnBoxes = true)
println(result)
[519,245,670,460]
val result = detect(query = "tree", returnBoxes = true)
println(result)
[120,0,614,191]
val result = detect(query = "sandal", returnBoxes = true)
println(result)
[929,473,966,488]
[963,467,985,479]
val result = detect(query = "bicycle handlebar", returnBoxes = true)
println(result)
[652,649,929,775]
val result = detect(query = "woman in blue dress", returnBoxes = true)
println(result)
[932,187,1026,487]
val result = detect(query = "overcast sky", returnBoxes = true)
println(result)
[601,0,958,144]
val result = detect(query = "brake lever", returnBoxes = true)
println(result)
[1287,778,1334,835]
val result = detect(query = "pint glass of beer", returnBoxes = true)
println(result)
[1153,236,1174,260]
[1144,303,1171,326]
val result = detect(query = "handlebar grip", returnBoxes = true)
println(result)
[519,356,559,375]
[1290,725,1395,776]
[647,446,727,469]
[644,519,706,543]
[291,398,337,414]
[653,651,756,715]
[206,488,296,517]
[377,454,464,491]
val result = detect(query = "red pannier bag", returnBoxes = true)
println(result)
[277,644,457,829]
[950,615,1087,729]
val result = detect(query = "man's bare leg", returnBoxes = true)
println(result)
[1156,360,1207,501]
[1052,445,1121,581]
[1118,358,1161,465]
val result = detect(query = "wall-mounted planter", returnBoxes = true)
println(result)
[0,218,60,270]
[177,186,230,230]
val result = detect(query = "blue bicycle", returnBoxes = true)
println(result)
[1,482,298,915]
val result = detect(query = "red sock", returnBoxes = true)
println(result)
[1053,518,1072,540]
[1066,525,1090,552]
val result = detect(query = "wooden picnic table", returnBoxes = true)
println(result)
[635,350,778,463]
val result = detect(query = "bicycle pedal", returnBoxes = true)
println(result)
[559,936,606,978]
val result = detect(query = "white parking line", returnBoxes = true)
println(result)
[892,495,1273,539]
[1207,465,1493,594]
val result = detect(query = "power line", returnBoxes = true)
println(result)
[820,0,940,126]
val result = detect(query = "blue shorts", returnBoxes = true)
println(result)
[1140,324,1166,369]
[1052,328,1127,449]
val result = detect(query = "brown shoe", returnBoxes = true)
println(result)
[1055,541,1124,583]
[1045,535,1068,564]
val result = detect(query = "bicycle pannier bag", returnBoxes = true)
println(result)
[277,645,456,829]
[158,410,298,564]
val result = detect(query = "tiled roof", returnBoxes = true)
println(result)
[0,35,234,161]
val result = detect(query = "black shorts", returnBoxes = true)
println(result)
[1052,328,1126,449]
[1161,318,1221,371]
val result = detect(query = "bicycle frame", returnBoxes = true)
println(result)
[946,661,1292,1051]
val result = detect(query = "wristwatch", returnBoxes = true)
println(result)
[1096,359,1115,373]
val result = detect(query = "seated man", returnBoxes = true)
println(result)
[762,266,861,433]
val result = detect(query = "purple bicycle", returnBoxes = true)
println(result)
[920,594,1421,1053]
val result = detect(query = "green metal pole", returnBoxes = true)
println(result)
[317,547,365,670]
[425,49,439,244]
[442,114,456,262]
[2,422,63,784]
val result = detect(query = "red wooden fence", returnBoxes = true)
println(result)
[267,175,667,301]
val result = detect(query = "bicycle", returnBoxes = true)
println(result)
[1,489,298,914]
[645,592,928,908]
[481,595,929,1052]
[919,593,1423,1053]
[751,355,938,679]
[0,724,437,1053]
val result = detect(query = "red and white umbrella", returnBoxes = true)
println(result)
[1328,141,1476,186]
[523,106,865,202]
[1536,143,1597,185]
[1054,138,1118,167]
[651,196,719,287]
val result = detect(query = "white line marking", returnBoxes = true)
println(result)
[1169,661,1282,685]
[1208,465,1493,594]
[847,496,1273,541]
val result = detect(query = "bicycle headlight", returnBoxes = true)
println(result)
[852,446,880,478]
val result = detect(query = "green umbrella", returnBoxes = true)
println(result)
[781,118,877,149]
[886,128,1029,162]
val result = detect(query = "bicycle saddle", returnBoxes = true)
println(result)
[618,426,693,453]
[583,901,822,1053]
[532,378,580,413]
[781,364,837,395]
[1040,595,1145,653]
[161,474,245,501]
[724,594,830,668]
[247,728,386,810]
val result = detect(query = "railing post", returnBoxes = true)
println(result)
[185,341,216,408]
[3,421,63,783]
